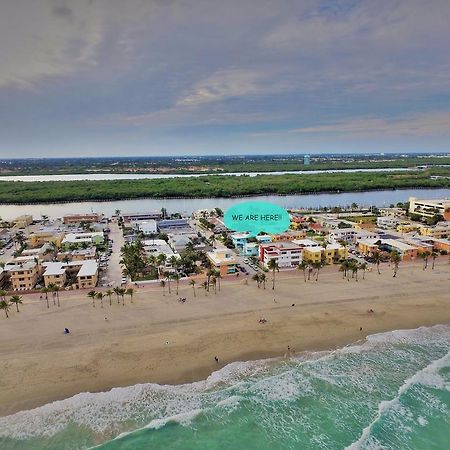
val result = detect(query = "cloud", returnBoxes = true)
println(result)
[289,111,450,137]
[51,3,74,22]
[0,0,103,88]
[1,0,450,156]
[176,69,290,106]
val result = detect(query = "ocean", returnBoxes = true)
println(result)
[1,325,449,450]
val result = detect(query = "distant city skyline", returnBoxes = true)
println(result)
[1,0,450,157]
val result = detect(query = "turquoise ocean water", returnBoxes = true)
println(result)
[1,325,449,450]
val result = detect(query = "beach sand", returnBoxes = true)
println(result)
[0,260,449,416]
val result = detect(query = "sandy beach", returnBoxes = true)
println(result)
[0,260,449,417]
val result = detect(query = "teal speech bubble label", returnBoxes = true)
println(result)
[224,201,290,236]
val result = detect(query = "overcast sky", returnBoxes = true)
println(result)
[1,0,449,157]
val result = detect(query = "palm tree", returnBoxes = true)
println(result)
[298,261,308,282]
[206,269,215,292]
[157,253,167,274]
[47,283,57,306]
[313,261,323,281]
[0,289,7,302]
[215,270,222,291]
[96,291,104,308]
[372,251,381,275]
[431,250,438,270]
[267,259,279,290]
[113,286,121,304]
[419,251,429,270]
[160,279,166,296]
[202,280,208,296]
[358,262,367,280]
[173,273,180,295]
[0,299,11,318]
[339,260,351,281]
[252,273,261,288]
[119,287,126,306]
[126,288,134,303]
[259,272,267,289]
[10,295,23,312]
[390,251,401,277]
[348,260,358,281]
[164,272,172,294]
[87,290,97,307]
[211,276,217,294]
[54,285,61,307]
[189,279,196,297]
[105,289,113,306]
[307,261,314,281]
[41,287,50,308]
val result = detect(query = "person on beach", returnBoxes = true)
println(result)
[214,356,219,363]
[64,328,70,334]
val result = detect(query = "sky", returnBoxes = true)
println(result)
[0,0,449,158]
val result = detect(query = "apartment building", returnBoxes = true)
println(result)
[358,238,419,260]
[259,242,302,268]
[329,228,378,244]
[62,232,104,249]
[376,217,399,229]
[42,260,98,289]
[76,260,99,289]
[63,213,103,224]
[419,224,450,239]
[409,197,450,220]
[231,232,251,249]
[28,231,65,248]
[302,244,348,265]
[6,260,41,291]
[271,230,306,242]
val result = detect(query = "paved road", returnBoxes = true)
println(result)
[100,221,125,287]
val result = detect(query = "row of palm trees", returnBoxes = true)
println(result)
[339,259,368,281]
[0,290,23,318]
[87,287,134,307]
[160,269,223,297]
[40,283,61,308]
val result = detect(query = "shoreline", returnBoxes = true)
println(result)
[1,261,449,416]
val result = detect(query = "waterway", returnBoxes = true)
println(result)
[1,188,449,221]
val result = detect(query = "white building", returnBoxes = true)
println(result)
[259,242,303,268]
[409,197,450,220]
[329,228,378,244]
[377,216,399,229]
[136,220,158,235]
